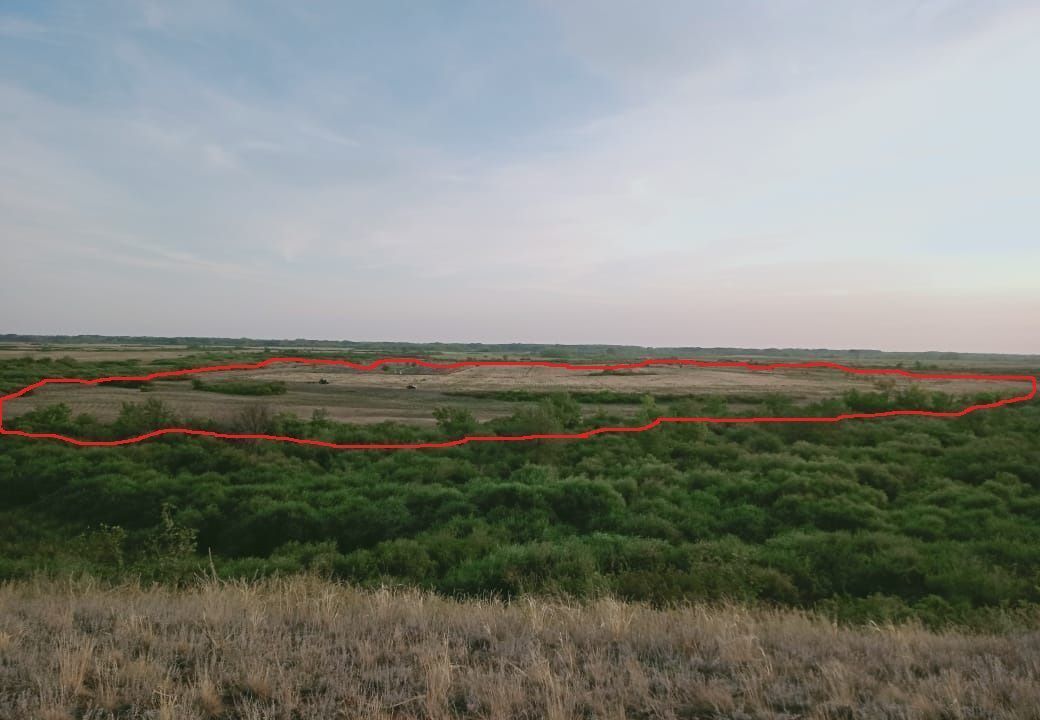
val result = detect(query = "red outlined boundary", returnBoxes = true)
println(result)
[0,357,1035,450]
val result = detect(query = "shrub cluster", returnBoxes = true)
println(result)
[191,378,288,396]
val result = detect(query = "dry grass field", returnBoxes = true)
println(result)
[0,346,200,362]
[4,358,1028,427]
[2,341,1037,372]
[2,577,1039,720]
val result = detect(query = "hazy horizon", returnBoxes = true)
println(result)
[5,330,1039,357]
[3,2,1039,353]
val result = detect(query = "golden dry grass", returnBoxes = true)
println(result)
[1,577,1038,719]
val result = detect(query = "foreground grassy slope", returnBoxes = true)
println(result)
[2,577,1039,720]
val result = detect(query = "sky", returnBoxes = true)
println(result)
[2,1,1038,353]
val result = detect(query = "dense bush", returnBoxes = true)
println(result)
[191,378,287,396]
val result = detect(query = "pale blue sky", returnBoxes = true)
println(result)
[2,1,1038,352]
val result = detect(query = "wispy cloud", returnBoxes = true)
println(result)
[300,125,359,148]
[0,16,51,38]
[0,1,1037,351]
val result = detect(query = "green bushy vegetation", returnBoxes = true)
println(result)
[191,378,287,396]
[2,355,1039,629]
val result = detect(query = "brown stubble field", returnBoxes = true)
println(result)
[1,577,1038,720]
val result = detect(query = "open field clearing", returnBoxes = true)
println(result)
[2,361,1030,427]
[0,345,200,362]
[2,577,1038,720]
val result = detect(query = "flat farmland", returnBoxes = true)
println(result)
[2,360,1029,427]
[0,346,198,362]
[3,341,1039,371]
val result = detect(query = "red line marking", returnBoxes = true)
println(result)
[0,357,1035,450]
